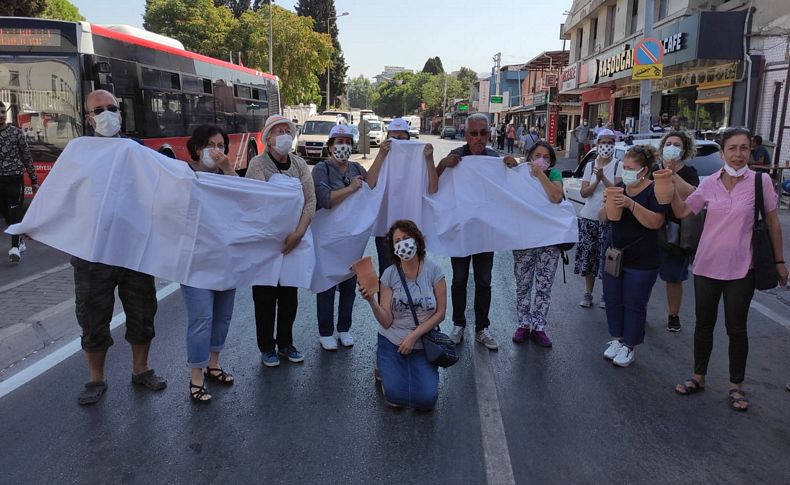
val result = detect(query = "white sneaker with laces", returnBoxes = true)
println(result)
[18,239,26,253]
[319,336,338,351]
[613,345,635,367]
[337,332,354,347]
[475,328,499,350]
[603,340,623,360]
[449,325,464,344]
[8,247,21,263]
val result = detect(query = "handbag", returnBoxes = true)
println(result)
[604,236,645,278]
[395,264,458,368]
[752,173,779,291]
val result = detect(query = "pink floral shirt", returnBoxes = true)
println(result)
[685,170,777,280]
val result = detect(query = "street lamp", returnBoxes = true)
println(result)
[268,0,274,75]
[326,11,350,111]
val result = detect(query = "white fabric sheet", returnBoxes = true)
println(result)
[371,140,429,237]
[423,156,578,257]
[7,137,313,291]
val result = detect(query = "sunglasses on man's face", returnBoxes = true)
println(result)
[468,130,490,138]
[91,105,119,116]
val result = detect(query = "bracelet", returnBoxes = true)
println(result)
[777,261,786,264]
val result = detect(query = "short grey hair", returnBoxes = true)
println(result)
[466,113,489,130]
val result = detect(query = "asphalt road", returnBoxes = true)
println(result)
[1,137,789,483]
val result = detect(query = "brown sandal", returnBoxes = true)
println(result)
[675,378,705,395]
[728,389,749,412]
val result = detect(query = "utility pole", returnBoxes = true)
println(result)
[493,52,501,132]
[638,0,655,134]
[441,74,448,131]
[268,0,273,75]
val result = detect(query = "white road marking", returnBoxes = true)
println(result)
[750,299,790,330]
[0,282,180,399]
[0,263,71,294]
[472,345,516,485]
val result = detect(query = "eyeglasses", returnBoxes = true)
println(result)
[91,105,119,115]
[468,130,490,137]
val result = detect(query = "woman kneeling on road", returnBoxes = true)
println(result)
[182,125,239,403]
[511,141,564,347]
[672,127,788,411]
[599,145,667,367]
[359,220,446,410]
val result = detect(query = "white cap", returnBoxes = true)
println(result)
[328,124,354,142]
[596,128,616,141]
[387,118,410,133]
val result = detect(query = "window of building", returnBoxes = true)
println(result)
[605,6,616,46]
[577,27,584,60]
[588,18,598,55]
[630,0,639,35]
[658,0,668,20]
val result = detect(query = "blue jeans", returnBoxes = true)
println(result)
[602,267,658,348]
[376,334,438,410]
[181,285,236,368]
[316,275,357,337]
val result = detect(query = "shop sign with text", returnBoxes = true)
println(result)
[560,63,579,92]
[596,46,634,82]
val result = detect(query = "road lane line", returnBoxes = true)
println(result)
[0,282,180,399]
[750,300,790,330]
[0,263,71,294]
[472,345,516,485]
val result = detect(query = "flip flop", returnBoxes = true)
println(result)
[728,389,749,412]
[78,381,107,405]
[675,378,705,395]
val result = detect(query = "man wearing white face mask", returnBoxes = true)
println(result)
[71,89,166,405]
[312,124,368,350]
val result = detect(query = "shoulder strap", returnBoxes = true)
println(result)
[754,172,766,228]
[395,264,420,327]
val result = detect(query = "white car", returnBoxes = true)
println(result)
[368,120,385,147]
[408,126,419,139]
[562,137,722,214]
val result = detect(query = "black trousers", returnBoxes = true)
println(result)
[451,252,494,332]
[693,272,755,384]
[252,284,298,353]
[0,174,24,247]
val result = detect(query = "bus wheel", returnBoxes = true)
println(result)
[247,142,258,162]
[159,147,176,159]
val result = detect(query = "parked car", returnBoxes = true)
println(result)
[440,126,457,139]
[296,115,342,163]
[408,126,419,139]
[368,120,385,147]
[347,124,361,153]
[561,137,722,214]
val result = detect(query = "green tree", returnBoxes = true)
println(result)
[347,75,374,109]
[295,0,348,108]
[0,0,47,16]
[422,57,444,75]
[456,66,478,94]
[40,0,85,21]
[144,0,238,60]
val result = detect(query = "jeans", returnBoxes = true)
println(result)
[0,174,24,247]
[252,284,298,353]
[376,334,438,410]
[693,272,754,384]
[507,138,514,153]
[602,266,659,348]
[316,275,357,337]
[181,285,236,368]
[375,236,392,275]
[451,252,494,331]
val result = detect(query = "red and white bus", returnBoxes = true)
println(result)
[0,17,281,193]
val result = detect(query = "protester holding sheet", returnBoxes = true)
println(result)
[437,113,518,351]
[312,124,368,351]
[246,115,315,368]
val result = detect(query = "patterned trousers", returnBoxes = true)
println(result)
[513,246,560,331]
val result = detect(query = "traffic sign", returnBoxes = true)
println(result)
[459,103,469,112]
[634,38,664,66]
[490,95,503,104]
[632,64,664,80]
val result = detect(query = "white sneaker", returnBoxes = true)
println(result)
[475,328,499,350]
[613,345,635,367]
[599,299,606,309]
[18,239,26,253]
[337,332,354,347]
[8,247,21,263]
[449,325,464,344]
[579,292,593,308]
[603,340,623,360]
[319,336,338,351]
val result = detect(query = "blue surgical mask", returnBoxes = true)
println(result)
[662,145,682,161]
[622,168,644,186]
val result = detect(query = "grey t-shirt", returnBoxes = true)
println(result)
[379,258,445,348]
[450,144,500,158]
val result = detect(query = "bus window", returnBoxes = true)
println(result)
[143,90,185,137]
[118,96,137,134]
[184,93,215,134]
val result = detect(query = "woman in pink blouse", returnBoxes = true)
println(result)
[669,127,788,411]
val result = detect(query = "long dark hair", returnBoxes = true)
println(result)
[187,125,230,161]
[386,220,427,263]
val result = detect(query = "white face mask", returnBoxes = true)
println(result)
[394,237,417,262]
[622,167,644,186]
[201,148,217,169]
[663,145,682,161]
[333,143,352,163]
[597,143,615,158]
[273,134,293,155]
[93,110,121,137]
[723,163,748,177]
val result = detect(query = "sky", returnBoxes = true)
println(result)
[71,0,571,79]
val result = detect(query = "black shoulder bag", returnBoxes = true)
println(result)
[395,264,458,368]
[752,173,779,291]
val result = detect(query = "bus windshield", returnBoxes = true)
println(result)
[302,120,336,135]
[0,54,82,162]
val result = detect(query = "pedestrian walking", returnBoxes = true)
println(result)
[599,145,667,367]
[572,119,591,162]
[654,131,699,332]
[72,90,166,405]
[574,129,622,309]
[672,127,788,411]
[522,127,539,157]
[0,100,38,263]
[506,123,516,154]
[312,124,367,351]
[181,125,239,404]
[246,115,315,367]
[358,220,446,410]
[367,118,438,275]
[437,113,519,350]
[510,141,564,347]
[497,122,506,151]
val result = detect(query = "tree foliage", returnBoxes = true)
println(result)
[0,0,47,17]
[456,66,478,93]
[295,0,348,108]
[422,57,444,75]
[143,0,333,105]
[347,75,374,110]
[372,70,468,118]
[40,0,85,22]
